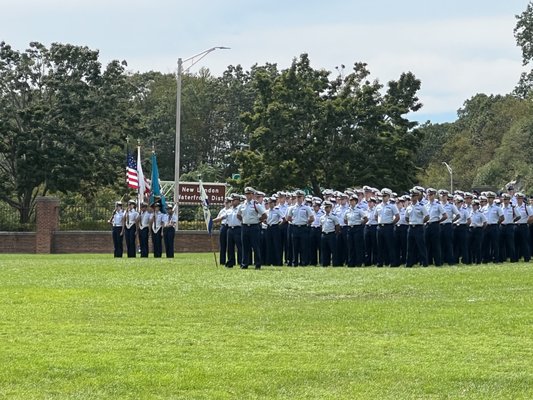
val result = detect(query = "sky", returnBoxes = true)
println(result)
[0,0,530,123]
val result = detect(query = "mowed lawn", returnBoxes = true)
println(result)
[0,255,532,399]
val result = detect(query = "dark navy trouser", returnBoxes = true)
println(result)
[406,225,427,267]
[219,225,228,265]
[226,226,242,267]
[347,225,365,267]
[112,226,123,258]
[164,227,175,258]
[139,227,149,257]
[266,224,282,266]
[425,222,442,266]
[242,224,262,268]
[125,226,137,258]
[377,224,397,267]
[321,232,336,266]
[292,225,310,266]
[152,230,162,258]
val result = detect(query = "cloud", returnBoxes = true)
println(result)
[1,1,525,123]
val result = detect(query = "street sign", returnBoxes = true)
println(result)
[178,182,226,205]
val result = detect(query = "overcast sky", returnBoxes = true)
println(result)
[1,0,529,123]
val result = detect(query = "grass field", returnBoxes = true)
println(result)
[1,254,532,399]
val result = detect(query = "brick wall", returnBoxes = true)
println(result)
[52,230,220,254]
[0,232,36,253]
[0,196,220,254]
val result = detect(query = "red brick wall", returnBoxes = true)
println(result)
[0,232,36,253]
[52,231,220,254]
[0,196,220,254]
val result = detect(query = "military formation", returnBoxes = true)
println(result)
[109,200,177,258]
[214,185,533,269]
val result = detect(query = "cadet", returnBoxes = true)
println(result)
[320,201,340,267]
[453,196,471,265]
[225,194,243,268]
[162,203,178,258]
[238,187,267,269]
[395,196,409,265]
[150,202,164,258]
[405,189,429,267]
[483,192,503,263]
[439,190,460,265]
[470,199,487,264]
[309,200,324,266]
[345,195,368,267]
[334,193,349,265]
[265,197,284,266]
[109,201,125,258]
[364,197,379,266]
[514,193,531,262]
[500,193,518,262]
[425,188,447,266]
[255,191,267,264]
[137,202,151,258]
[276,192,290,265]
[375,188,400,267]
[287,190,314,266]
[213,198,232,266]
[124,200,139,258]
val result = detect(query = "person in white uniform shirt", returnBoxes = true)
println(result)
[109,201,125,258]
[344,195,368,267]
[320,201,340,267]
[213,198,232,266]
[375,188,400,267]
[225,194,243,268]
[514,193,532,262]
[470,199,487,264]
[162,203,178,258]
[483,191,503,263]
[137,202,151,258]
[237,187,267,269]
[150,202,165,258]
[424,188,447,266]
[265,197,284,266]
[124,199,139,258]
[286,190,314,267]
[405,189,429,267]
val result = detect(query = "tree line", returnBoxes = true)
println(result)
[2,2,533,223]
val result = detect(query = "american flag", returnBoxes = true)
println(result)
[126,150,139,189]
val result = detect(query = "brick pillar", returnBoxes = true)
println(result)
[35,197,60,254]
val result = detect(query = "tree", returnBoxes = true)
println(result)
[417,94,533,192]
[237,54,423,194]
[129,66,256,182]
[0,42,141,222]
[514,2,533,97]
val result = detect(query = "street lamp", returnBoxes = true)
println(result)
[174,46,230,205]
[442,162,453,193]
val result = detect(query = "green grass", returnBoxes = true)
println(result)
[1,254,533,399]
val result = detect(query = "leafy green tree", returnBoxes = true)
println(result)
[514,1,533,97]
[238,54,422,194]
[0,41,141,222]
[418,94,533,192]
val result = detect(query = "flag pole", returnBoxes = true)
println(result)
[210,233,219,268]
[199,178,217,267]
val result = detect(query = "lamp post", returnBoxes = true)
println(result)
[174,46,230,205]
[442,162,453,194]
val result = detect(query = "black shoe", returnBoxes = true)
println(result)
[240,265,248,269]
[255,266,261,270]
[225,265,234,268]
